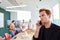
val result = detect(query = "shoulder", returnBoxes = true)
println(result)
[52,23,60,31]
[52,23,60,28]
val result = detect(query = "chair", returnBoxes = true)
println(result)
[0,36,2,40]
[5,33,11,40]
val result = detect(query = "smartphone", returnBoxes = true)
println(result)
[39,21,42,25]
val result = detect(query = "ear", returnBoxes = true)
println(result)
[49,15,51,18]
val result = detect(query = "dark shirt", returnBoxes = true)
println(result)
[43,27,51,40]
[33,23,60,40]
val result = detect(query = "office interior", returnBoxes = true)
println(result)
[0,0,60,40]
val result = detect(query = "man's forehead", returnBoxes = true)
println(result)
[39,11,46,15]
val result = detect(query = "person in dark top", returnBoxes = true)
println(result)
[33,8,60,40]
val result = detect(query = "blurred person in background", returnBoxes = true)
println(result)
[9,20,15,37]
[21,19,26,31]
[28,19,34,30]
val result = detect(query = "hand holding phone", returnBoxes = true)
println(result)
[34,21,42,38]
[39,21,42,25]
[36,21,42,29]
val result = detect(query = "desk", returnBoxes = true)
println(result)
[12,29,35,40]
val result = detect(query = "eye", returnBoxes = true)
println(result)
[42,14,45,16]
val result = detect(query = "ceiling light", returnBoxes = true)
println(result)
[6,5,27,8]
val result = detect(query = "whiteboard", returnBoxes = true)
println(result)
[0,12,4,28]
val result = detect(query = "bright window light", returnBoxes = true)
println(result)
[0,12,4,28]
[53,3,59,19]
[17,11,31,22]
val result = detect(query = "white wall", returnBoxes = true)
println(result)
[59,3,60,18]
[31,10,39,25]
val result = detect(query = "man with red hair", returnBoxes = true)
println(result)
[33,8,60,40]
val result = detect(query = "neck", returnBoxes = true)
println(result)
[44,21,51,28]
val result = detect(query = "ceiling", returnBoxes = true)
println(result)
[0,0,60,11]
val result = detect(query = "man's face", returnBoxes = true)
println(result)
[39,11,50,23]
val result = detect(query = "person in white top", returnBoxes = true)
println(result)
[21,20,26,31]
[28,19,34,30]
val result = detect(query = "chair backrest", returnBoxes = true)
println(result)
[0,36,2,40]
[5,33,11,40]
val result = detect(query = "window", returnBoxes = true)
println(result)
[0,12,4,28]
[53,3,59,20]
[53,3,60,26]
[17,11,31,22]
